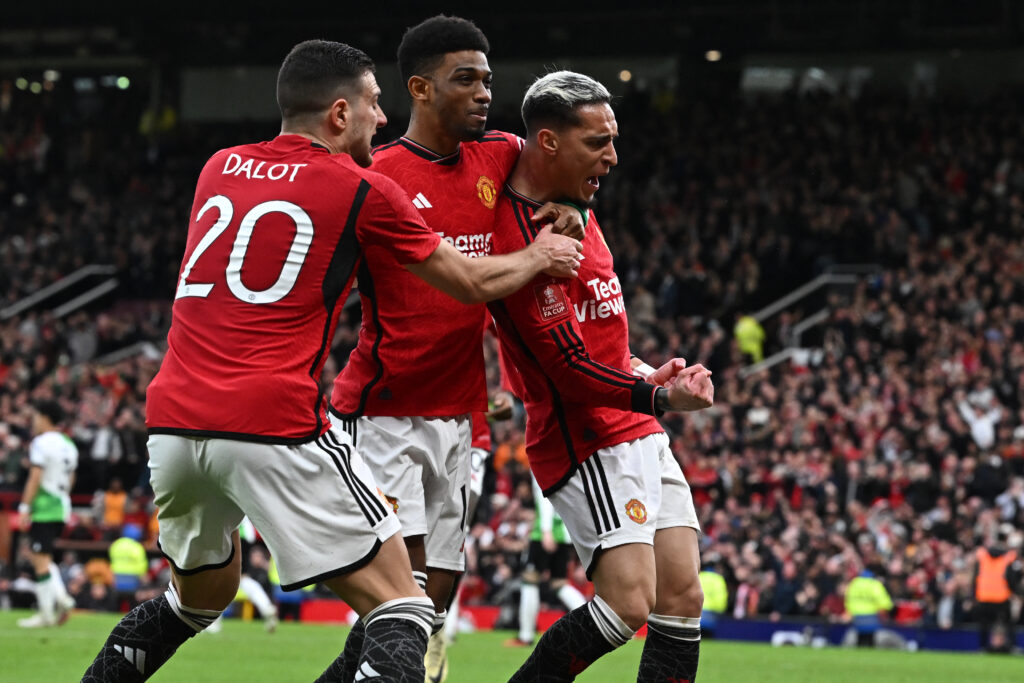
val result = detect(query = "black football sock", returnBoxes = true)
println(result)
[637,614,701,683]
[508,595,634,682]
[318,597,433,683]
[315,618,365,683]
[81,585,220,682]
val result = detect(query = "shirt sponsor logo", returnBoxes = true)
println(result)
[535,284,569,320]
[625,498,648,524]
[476,175,497,209]
[438,232,492,258]
[575,275,625,322]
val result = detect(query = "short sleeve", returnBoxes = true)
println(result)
[357,179,441,265]
[28,437,46,467]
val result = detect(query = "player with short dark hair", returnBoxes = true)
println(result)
[81,39,581,683]
[490,70,713,682]
[277,41,376,122]
[327,16,585,683]
[397,14,491,89]
[17,399,78,629]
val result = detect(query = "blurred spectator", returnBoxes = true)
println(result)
[734,312,766,364]
[844,569,894,647]
[96,477,127,534]
[109,523,147,600]
[698,564,728,637]
[973,530,1021,652]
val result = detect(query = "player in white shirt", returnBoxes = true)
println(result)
[18,400,79,628]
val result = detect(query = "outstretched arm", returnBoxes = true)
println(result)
[405,225,581,304]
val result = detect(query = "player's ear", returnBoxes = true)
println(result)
[328,98,349,133]
[408,75,431,102]
[538,129,558,156]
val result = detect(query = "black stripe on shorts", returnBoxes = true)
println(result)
[591,453,621,529]
[579,458,607,534]
[316,434,385,526]
[323,429,387,523]
[581,456,620,534]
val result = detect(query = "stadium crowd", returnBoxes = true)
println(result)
[2,80,1024,633]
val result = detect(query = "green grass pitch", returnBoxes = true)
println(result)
[1,609,1020,681]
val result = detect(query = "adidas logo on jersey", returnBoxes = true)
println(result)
[412,192,433,209]
[113,644,147,674]
[354,661,382,680]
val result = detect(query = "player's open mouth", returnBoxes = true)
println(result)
[587,176,599,188]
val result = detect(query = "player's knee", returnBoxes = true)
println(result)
[681,581,704,616]
[173,573,240,612]
[206,579,241,612]
[603,586,656,630]
[657,576,703,617]
[521,569,541,584]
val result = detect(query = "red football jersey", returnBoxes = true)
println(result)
[470,411,492,452]
[488,187,663,493]
[330,132,522,418]
[146,135,441,443]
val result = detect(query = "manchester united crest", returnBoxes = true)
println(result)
[624,498,648,524]
[477,175,497,209]
[382,493,399,513]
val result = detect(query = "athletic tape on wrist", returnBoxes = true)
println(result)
[632,363,656,380]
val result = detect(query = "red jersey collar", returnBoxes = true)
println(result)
[396,137,462,166]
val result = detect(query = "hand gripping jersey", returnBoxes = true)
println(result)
[488,187,663,494]
[146,135,441,443]
[330,132,522,419]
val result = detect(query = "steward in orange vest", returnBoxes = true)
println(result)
[973,534,1021,653]
[975,547,1017,604]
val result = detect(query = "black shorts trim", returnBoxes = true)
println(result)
[526,540,572,579]
[541,464,578,497]
[162,541,236,576]
[147,427,324,446]
[586,547,605,581]
[279,538,383,591]
[28,522,65,556]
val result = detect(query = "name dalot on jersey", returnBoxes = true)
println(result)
[534,283,569,320]
[576,275,625,322]
[439,232,492,258]
[221,153,306,182]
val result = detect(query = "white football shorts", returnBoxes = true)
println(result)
[148,427,400,591]
[549,432,700,577]
[466,446,491,524]
[333,414,471,572]
[468,446,490,501]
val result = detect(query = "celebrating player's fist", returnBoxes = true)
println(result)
[665,364,714,411]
